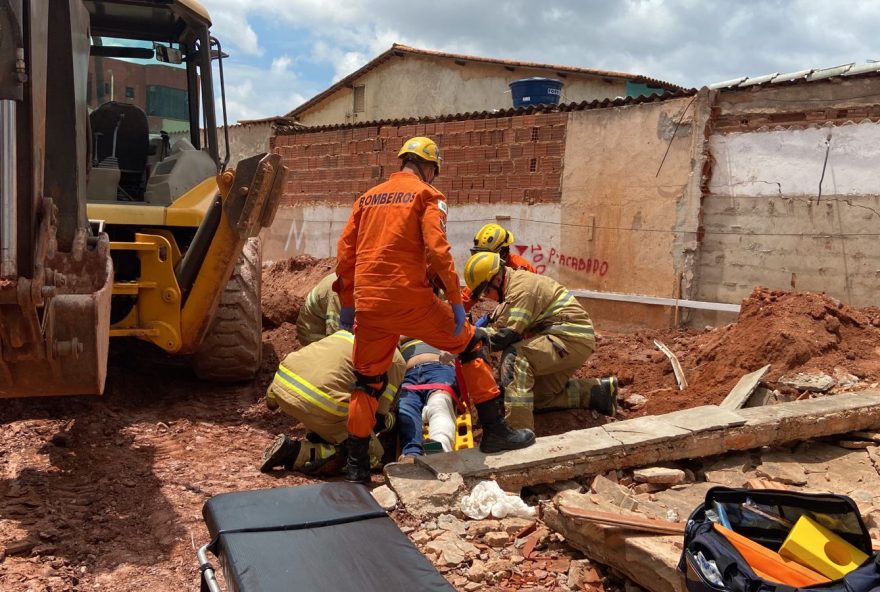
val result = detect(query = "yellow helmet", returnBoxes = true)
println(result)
[464,252,502,298]
[473,223,514,253]
[398,136,442,173]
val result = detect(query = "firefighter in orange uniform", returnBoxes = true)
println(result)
[335,137,535,484]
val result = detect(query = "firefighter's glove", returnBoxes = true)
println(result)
[475,314,490,328]
[373,411,396,434]
[340,306,355,331]
[489,328,522,352]
[452,303,466,336]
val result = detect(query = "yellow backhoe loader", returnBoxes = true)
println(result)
[0,0,287,396]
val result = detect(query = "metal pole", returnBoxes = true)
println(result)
[196,544,224,592]
[0,99,16,277]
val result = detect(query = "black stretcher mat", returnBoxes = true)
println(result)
[202,482,455,592]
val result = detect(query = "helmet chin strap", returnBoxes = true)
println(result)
[415,160,428,182]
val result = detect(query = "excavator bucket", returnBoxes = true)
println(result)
[0,0,115,397]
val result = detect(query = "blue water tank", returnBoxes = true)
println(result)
[509,77,564,108]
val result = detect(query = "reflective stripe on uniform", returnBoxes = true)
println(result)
[508,307,533,323]
[506,354,534,408]
[542,323,596,339]
[273,366,349,416]
[535,290,575,323]
[381,383,399,406]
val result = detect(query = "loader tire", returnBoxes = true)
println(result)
[192,237,263,382]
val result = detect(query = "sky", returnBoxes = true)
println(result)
[199,0,880,124]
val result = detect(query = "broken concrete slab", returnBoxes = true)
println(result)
[780,372,835,392]
[796,441,880,495]
[603,415,690,446]
[424,531,480,566]
[371,485,398,510]
[643,482,715,523]
[384,461,466,520]
[591,474,639,511]
[544,490,683,592]
[634,467,685,485]
[755,460,807,485]
[720,364,770,409]
[703,452,755,487]
[661,405,747,432]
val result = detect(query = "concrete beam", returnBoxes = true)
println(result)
[417,391,880,491]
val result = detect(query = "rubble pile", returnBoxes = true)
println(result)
[390,511,615,592]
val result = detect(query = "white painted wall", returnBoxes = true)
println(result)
[699,121,880,307]
[710,122,880,197]
[261,202,562,275]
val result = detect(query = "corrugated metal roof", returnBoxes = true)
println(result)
[709,61,880,90]
[274,88,697,135]
[285,43,685,119]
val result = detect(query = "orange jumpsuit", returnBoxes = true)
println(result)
[336,171,499,438]
[461,252,537,311]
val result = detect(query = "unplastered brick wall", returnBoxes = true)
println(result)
[271,111,567,207]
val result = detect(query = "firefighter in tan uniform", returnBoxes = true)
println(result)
[463,252,618,430]
[260,329,405,474]
[295,272,341,345]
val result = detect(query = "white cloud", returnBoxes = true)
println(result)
[198,0,880,120]
[216,59,309,123]
[209,10,262,56]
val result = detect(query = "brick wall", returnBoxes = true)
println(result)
[271,111,567,207]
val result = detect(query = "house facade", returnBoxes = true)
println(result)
[287,44,682,127]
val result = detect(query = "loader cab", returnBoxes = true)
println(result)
[83,0,229,207]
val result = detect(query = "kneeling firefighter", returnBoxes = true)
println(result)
[260,329,405,474]
[464,252,618,431]
[335,136,535,484]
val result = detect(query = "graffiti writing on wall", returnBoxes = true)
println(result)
[514,244,610,277]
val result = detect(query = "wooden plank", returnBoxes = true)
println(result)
[654,340,688,389]
[721,364,771,409]
[557,505,685,535]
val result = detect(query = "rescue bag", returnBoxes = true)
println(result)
[678,487,880,592]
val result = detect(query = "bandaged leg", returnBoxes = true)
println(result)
[423,390,456,452]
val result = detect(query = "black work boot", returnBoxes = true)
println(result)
[344,435,372,485]
[589,377,619,416]
[260,434,300,473]
[475,397,536,454]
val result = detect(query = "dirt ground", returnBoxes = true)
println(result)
[2,258,880,591]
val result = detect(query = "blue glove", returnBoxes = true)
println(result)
[452,303,466,336]
[339,306,355,331]
[475,314,490,328]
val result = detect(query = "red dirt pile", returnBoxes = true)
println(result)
[584,287,880,416]
[261,256,337,368]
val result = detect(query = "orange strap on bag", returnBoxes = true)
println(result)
[713,524,830,587]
